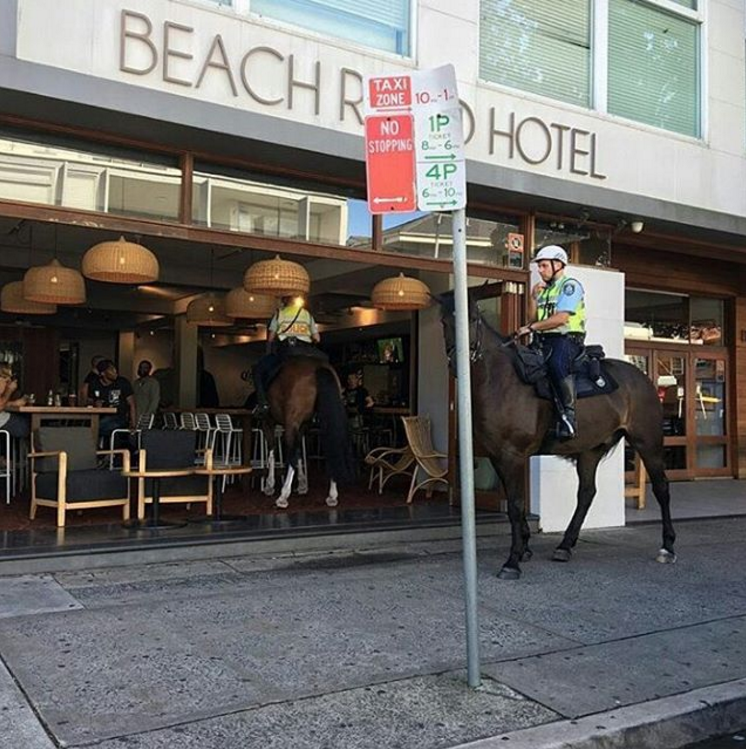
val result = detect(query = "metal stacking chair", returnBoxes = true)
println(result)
[180,412,197,431]
[162,412,179,430]
[194,412,215,463]
[109,413,154,469]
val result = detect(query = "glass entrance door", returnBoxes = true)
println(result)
[626,345,731,479]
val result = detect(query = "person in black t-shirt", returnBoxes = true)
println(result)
[94,359,135,443]
[343,372,374,428]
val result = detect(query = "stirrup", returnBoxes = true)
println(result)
[253,403,270,417]
[557,414,576,440]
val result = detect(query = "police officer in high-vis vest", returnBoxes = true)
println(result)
[252,296,321,416]
[517,245,586,439]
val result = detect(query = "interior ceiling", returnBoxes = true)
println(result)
[0,217,404,335]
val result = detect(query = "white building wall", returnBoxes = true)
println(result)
[530,266,627,532]
[8,0,746,221]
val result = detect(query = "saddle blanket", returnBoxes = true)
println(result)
[513,343,618,401]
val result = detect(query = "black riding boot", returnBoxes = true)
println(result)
[557,375,577,439]
[253,373,270,417]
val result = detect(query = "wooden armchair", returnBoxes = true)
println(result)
[136,430,212,520]
[401,415,450,504]
[30,427,131,528]
[364,444,415,494]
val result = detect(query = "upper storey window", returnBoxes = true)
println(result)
[480,0,701,138]
[252,0,411,56]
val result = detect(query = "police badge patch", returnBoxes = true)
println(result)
[563,282,575,295]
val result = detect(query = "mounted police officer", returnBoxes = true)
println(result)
[252,296,321,417]
[517,245,586,439]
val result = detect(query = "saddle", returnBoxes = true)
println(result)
[512,343,618,400]
[265,340,329,389]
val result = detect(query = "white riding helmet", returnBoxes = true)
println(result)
[533,245,568,266]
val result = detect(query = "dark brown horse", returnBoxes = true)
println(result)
[262,355,357,508]
[438,289,676,579]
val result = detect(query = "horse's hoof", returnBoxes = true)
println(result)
[656,548,677,564]
[521,548,533,562]
[552,548,572,563]
[325,496,338,507]
[275,497,289,509]
[298,487,309,496]
[497,566,521,580]
[263,487,275,497]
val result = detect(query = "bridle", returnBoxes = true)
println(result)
[444,308,515,369]
[444,311,484,367]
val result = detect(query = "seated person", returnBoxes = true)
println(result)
[253,296,321,416]
[93,359,136,443]
[343,371,374,430]
[0,367,29,438]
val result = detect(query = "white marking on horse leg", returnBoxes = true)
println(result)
[264,449,275,496]
[297,458,308,495]
[276,465,295,509]
[656,548,677,564]
[325,479,339,507]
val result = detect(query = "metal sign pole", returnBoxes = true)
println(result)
[451,207,481,688]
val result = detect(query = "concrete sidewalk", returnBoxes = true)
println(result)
[0,516,744,748]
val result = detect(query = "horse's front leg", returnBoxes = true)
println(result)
[554,447,606,563]
[325,479,338,507]
[276,464,295,509]
[492,457,531,580]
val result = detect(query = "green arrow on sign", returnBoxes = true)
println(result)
[423,154,457,161]
[423,200,458,207]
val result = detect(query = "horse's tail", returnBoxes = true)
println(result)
[315,367,357,485]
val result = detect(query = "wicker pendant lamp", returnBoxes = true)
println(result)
[225,287,276,320]
[24,259,86,305]
[243,255,310,297]
[82,236,159,284]
[371,273,431,310]
[186,293,232,327]
[0,281,57,315]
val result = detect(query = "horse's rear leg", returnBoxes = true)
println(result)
[554,446,606,562]
[627,434,676,563]
[492,457,531,580]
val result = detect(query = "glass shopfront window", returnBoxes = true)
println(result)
[193,165,372,248]
[625,290,726,346]
[0,130,181,221]
[382,211,523,267]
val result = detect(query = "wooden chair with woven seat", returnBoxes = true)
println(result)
[364,444,415,495]
[29,427,131,528]
[401,415,450,504]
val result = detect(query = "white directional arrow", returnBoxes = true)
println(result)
[373,196,407,204]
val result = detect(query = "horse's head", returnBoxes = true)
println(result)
[434,289,483,375]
